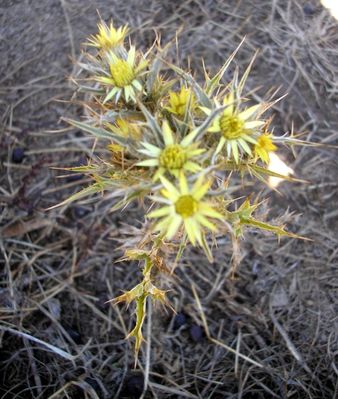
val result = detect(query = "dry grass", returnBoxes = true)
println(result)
[1,0,338,398]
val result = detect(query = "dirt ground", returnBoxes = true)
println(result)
[1,0,338,398]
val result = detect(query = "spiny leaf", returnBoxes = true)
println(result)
[201,233,213,263]
[109,283,144,306]
[46,183,103,210]
[78,85,105,94]
[242,217,309,240]
[276,136,338,149]
[146,56,163,93]
[238,51,258,98]
[55,165,98,173]
[205,37,245,96]
[138,102,162,145]
[65,119,130,146]
[109,187,151,213]
[248,164,308,183]
[127,294,147,360]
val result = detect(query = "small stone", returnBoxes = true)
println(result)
[173,312,187,329]
[303,4,315,16]
[124,374,144,397]
[46,298,61,320]
[65,327,83,345]
[189,324,203,342]
[74,206,90,218]
[12,148,25,163]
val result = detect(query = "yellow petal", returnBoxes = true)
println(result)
[244,120,265,129]
[208,121,221,133]
[127,46,136,65]
[200,106,211,115]
[160,176,180,200]
[215,137,226,155]
[184,161,201,173]
[184,218,196,245]
[147,206,172,218]
[231,140,239,163]
[181,129,198,146]
[141,142,161,156]
[162,121,174,145]
[238,104,260,121]
[166,216,182,239]
[153,167,165,182]
[223,91,235,114]
[136,159,159,167]
[195,214,217,231]
[193,180,210,201]
[178,173,189,195]
[241,134,257,144]
[190,218,203,245]
[238,138,252,155]
[199,203,223,219]
[154,215,172,232]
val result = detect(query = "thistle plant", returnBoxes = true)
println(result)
[56,19,316,357]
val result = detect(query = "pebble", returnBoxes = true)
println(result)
[124,374,144,397]
[65,327,83,345]
[12,148,25,163]
[74,206,90,218]
[303,4,315,16]
[189,324,203,342]
[173,312,187,329]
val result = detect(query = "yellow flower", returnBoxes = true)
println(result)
[106,118,141,140]
[165,87,196,117]
[203,92,265,163]
[96,46,148,102]
[107,143,124,153]
[148,174,222,246]
[254,134,277,163]
[137,121,204,180]
[86,20,128,51]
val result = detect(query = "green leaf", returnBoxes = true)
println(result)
[78,85,105,94]
[238,51,258,98]
[249,164,307,183]
[110,187,151,212]
[47,183,103,210]
[65,119,130,146]
[242,217,307,239]
[205,37,245,96]
[146,56,163,93]
[127,294,147,358]
[201,233,213,263]
[58,165,97,173]
[138,102,162,145]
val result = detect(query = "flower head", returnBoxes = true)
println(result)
[254,134,277,163]
[106,118,141,140]
[96,46,148,103]
[148,174,222,246]
[86,20,128,52]
[137,121,204,180]
[204,92,265,163]
[165,87,196,117]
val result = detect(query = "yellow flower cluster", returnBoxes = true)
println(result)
[62,19,313,355]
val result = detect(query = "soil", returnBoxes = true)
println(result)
[1,0,338,398]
